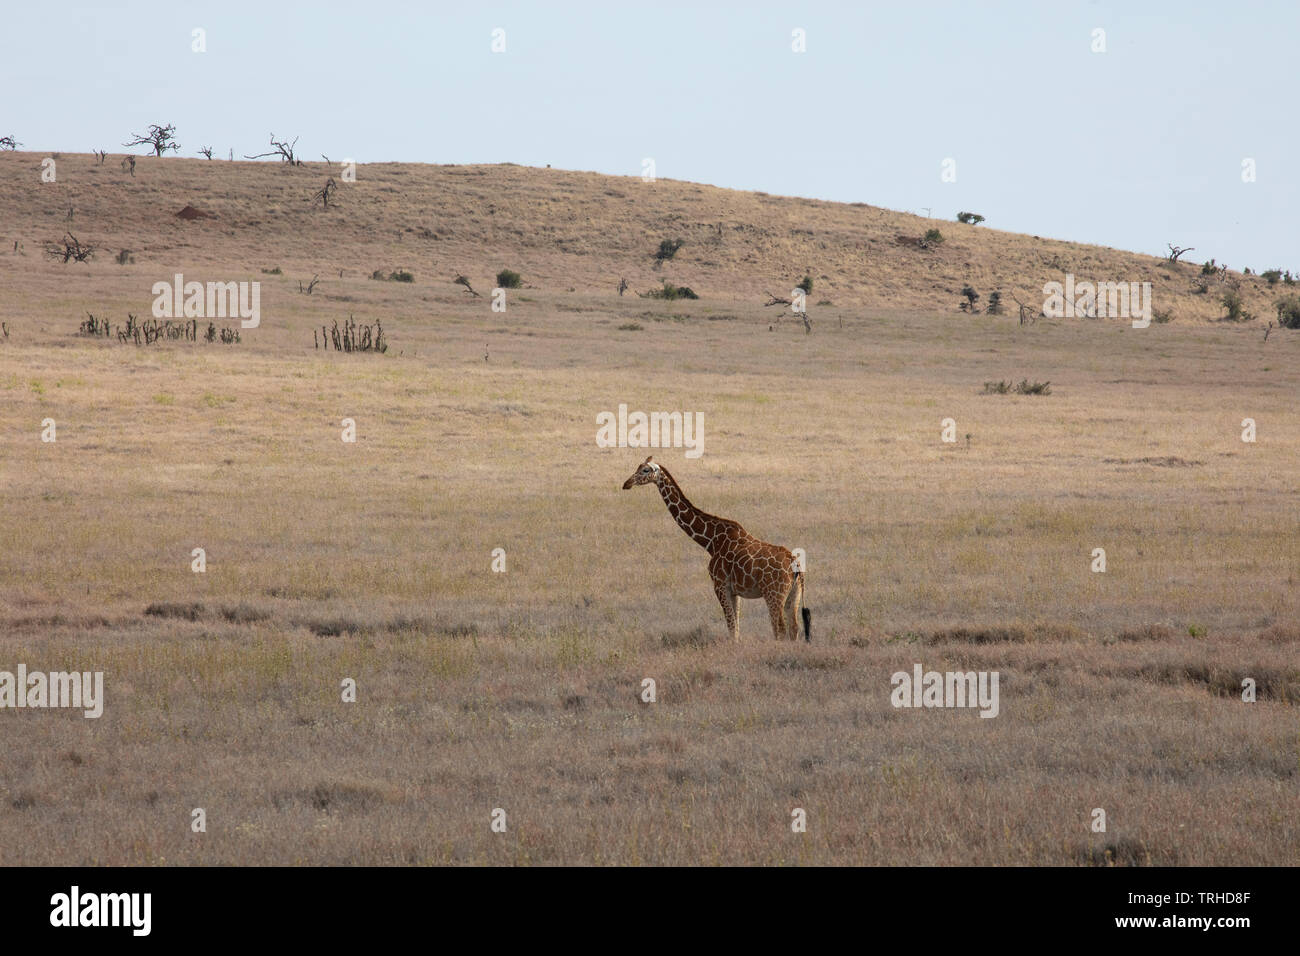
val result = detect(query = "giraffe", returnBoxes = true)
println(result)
[622,457,810,642]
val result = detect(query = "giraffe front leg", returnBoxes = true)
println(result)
[713,580,739,642]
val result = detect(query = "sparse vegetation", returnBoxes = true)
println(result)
[956,211,985,225]
[0,135,20,150]
[983,379,1051,395]
[496,269,522,289]
[653,238,684,263]
[316,315,387,353]
[1220,288,1254,322]
[1275,294,1300,329]
[44,233,94,263]
[245,133,302,166]
[920,228,944,249]
[123,123,179,156]
[639,281,698,300]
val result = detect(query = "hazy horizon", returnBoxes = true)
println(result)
[2,0,1296,270]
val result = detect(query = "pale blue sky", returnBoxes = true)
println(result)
[3,0,1295,269]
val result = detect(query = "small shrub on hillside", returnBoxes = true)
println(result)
[959,284,980,312]
[261,266,282,275]
[987,291,1004,315]
[1275,294,1300,329]
[1262,269,1282,286]
[921,228,944,249]
[982,380,1011,394]
[797,275,813,294]
[654,238,684,262]
[618,323,644,331]
[1201,259,1219,276]
[1151,306,1174,324]
[956,211,985,225]
[496,269,522,289]
[1220,288,1254,322]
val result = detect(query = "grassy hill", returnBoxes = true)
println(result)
[1,151,1289,326]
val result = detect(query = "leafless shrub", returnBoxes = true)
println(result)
[45,233,94,263]
[245,133,301,165]
[318,315,387,353]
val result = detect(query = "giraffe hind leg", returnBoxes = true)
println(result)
[764,589,787,641]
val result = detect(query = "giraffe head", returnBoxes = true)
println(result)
[622,456,663,490]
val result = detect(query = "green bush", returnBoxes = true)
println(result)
[1262,269,1282,286]
[644,281,697,300]
[956,211,985,225]
[496,269,522,289]
[797,275,813,294]
[1275,294,1300,328]
[923,228,944,247]
[1220,288,1253,322]
[654,238,684,262]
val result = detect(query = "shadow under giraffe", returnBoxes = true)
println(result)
[622,456,810,642]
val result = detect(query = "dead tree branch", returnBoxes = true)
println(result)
[310,177,337,208]
[45,233,95,263]
[245,134,301,165]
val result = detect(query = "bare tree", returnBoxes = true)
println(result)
[454,274,481,297]
[93,149,107,165]
[0,135,20,150]
[1166,243,1194,264]
[618,277,629,297]
[198,146,214,159]
[310,177,337,208]
[123,123,180,156]
[1011,292,1038,326]
[45,233,95,263]
[245,134,301,165]
[299,275,320,294]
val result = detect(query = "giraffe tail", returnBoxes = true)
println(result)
[794,569,811,642]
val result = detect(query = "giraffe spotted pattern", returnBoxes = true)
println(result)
[623,456,810,642]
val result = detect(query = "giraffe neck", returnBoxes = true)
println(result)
[656,467,719,551]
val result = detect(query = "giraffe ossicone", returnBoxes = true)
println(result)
[622,456,810,643]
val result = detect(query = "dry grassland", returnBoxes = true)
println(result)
[0,153,1297,864]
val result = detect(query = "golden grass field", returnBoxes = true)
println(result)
[1,152,1298,865]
